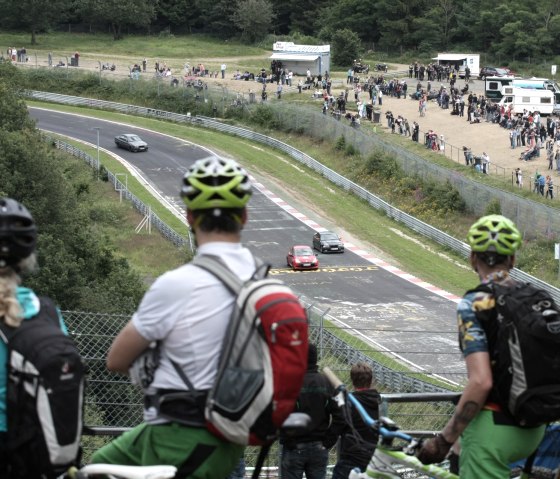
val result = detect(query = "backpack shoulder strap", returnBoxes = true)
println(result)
[37,296,62,327]
[465,282,493,296]
[0,320,11,344]
[192,254,269,295]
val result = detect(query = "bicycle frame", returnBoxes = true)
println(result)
[362,446,458,479]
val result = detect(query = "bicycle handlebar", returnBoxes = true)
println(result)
[323,367,414,443]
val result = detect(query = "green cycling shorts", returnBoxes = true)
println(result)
[460,409,545,479]
[91,422,244,479]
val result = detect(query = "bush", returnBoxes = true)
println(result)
[335,136,346,150]
[364,149,400,179]
[484,198,502,215]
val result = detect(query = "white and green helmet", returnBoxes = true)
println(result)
[467,214,521,256]
[181,158,252,210]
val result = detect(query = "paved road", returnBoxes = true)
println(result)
[29,107,465,383]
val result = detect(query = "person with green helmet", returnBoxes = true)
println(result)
[91,157,255,478]
[416,215,546,478]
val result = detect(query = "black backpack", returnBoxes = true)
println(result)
[0,297,85,478]
[470,281,560,427]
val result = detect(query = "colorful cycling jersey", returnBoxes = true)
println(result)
[0,287,66,432]
[457,289,493,357]
[457,274,516,357]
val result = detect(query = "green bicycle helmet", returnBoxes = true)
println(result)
[467,214,521,256]
[181,157,252,211]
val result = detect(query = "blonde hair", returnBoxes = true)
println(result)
[0,254,37,328]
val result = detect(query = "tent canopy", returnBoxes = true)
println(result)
[269,53,320,61]
[433,53,469,61]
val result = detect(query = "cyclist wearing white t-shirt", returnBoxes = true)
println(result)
[91,157,254,479]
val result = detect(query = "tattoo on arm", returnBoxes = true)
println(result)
[449,401,480,437]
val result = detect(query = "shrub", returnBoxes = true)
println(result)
[484,198,502,215]
[335,136,346,150]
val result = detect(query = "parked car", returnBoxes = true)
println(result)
[479,67,510,80]
[287,245,319,271]
[114,133,148,152]
[312,231,345,253]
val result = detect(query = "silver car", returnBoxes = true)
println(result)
[114,133,148,152]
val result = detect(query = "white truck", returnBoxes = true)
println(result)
[433,53,480,79]
[498,86,555,115]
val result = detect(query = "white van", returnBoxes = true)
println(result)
[498,86,555,115]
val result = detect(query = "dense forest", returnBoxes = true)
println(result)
[0,0,559,62]
[0,74,147,313]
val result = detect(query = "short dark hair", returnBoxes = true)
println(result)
[474,251,509,267]
[350,362,373,389]
[191,208,244,234]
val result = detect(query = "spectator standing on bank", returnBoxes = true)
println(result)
[277,83,283,99]
[221,63,226,79]
[74,51,79,67]
[546,175,554,199]
[347,67,353,84]
[481,152,490,174]
[280,343,339,479]
[515,168,523,188]
[325,363,381,479]
[412,121,419,142]
[538,173,546,195]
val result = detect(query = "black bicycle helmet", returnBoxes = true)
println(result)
[0,198,37,267]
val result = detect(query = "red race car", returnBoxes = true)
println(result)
[287,245,319,271]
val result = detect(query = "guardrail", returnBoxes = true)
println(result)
[32,90,560,306]
[45,135,191,250]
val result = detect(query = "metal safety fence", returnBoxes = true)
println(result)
[65,302,459,468]
[44,135,191,250]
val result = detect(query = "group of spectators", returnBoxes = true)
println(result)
[407,61,463,83]
[5,46,26,63]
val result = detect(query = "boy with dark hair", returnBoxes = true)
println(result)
[325,363,380,479]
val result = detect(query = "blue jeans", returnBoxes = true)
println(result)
[226,457,245,479]
[281,442,329,479]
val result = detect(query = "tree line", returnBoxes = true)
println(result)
[0,0,559,63]
[0,68,147,314]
